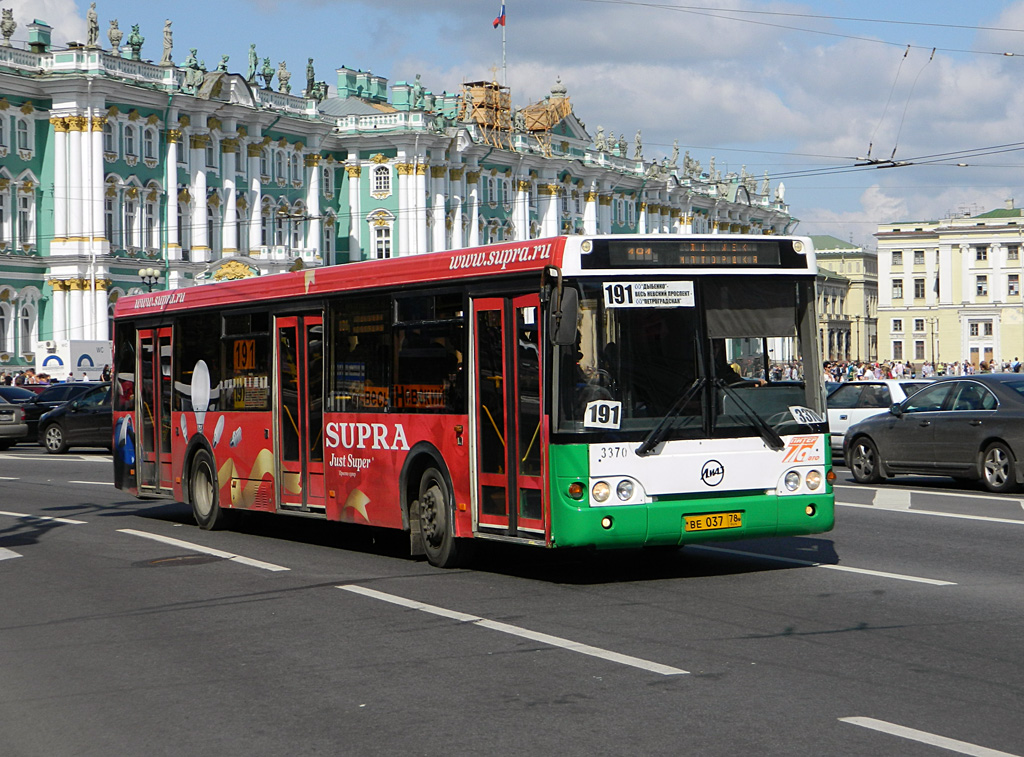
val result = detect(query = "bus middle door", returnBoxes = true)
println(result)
[275,315,325,512]
[472,295,546,540]
[138,326,173,492]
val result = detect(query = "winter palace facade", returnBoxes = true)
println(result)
[0,11,795,372]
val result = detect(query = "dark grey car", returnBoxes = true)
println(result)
[844,374,1024,493]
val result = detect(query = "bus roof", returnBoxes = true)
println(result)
[114,234,815,319]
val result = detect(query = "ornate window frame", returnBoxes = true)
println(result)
[367,208,395,259]
[371,164,392,199]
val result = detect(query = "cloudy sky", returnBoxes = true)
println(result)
[9,0,1024,246]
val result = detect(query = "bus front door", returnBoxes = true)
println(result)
[138,327,173,492]
[275,315,325,512]
[472,295,546,539]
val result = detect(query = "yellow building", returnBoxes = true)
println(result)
[875,201,1024,368]
[811,235,878,361]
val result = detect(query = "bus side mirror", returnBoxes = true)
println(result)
[550,287,579,346]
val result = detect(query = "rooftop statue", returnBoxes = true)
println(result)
[86,3,99,47]
[160,19,172,66]
[1,9,15,48]
[107,19,122,56]
[246,44,258,84]
[595,125,606,151]
[633,129,642,160]
[260,57,274,90]
[305,58,315,98]
[217,54,229,73]
[277,61,291,93]
[126,24,144,61]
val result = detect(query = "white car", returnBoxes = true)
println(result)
[827,379,931,457]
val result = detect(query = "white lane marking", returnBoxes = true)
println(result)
[840,717,1021,757]
[690,545,956,586]
[836,483,1023,507]
[0,476,18,480]
[872,487,912,510]
[339,584,688,676]
[67,480,111,486]
[840,502,1024,526]
[0,547,22,561]
[118,529,289,572]
[0,510,87,525]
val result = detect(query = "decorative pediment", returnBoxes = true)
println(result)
[212,259,259,281]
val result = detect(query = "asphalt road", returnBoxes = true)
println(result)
[1,448,1022,756]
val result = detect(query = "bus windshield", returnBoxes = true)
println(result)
[555,277,824,440]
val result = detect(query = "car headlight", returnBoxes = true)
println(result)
[616,480,634,500]
[592,481,611,503]
[805,470,822,490]
[784,471,801,491]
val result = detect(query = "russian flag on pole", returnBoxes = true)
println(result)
[493,3,506,28]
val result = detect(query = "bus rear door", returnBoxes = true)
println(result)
[275,314,325,512]
[472,295,546,540]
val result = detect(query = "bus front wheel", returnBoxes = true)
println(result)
[417,466,462,568]
[190,449,231,530]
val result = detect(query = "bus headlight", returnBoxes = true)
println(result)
[592,481,611,503]
[784,471,801,491]
[616,480,635,501]
[805,470,823,491]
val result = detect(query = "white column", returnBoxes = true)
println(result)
[539,183,558,237]
[49,280,67,342]
[466,170,480,247]
[306,154,321,258]
[190,134,209,260]
[449,168,464,251]
[397,162,411,257]
[166,129,180,258]
[222,138,238,255]
[515,180,530,240]
[69,280,85,340]
[248,141,263,252]
[638,200,648,233]
[90,116,105,251]
[431,166,446,253]
[93,280,109,340]
[50,118,68,243]
[415,164,428,255]
[346,164,361,262]
[67,116,85,243]
[583,187,598,235]
[599,193,612,234]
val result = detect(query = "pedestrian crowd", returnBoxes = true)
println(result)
[824,357,1023,384]
[0,364,110,386]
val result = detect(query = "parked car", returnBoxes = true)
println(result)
[21,382,109,440]
[38,384,112,454]
[827,379,931,456]
[0,396,28,450]
[844,374,1024,493]
[0,385,39,404]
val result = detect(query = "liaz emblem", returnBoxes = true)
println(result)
[700,460,724,486]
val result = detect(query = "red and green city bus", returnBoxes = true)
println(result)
[112,234,834,567]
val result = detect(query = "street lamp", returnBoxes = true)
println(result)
[854,315,861,362]
[139,267,162,293]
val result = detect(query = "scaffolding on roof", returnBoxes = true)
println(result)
[518,95,573,157]
[458,80,512,149]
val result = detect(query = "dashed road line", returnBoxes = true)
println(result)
[0,547,21,561]
[840,717,1020,756]
[839,502,1024,526]
[690,545,956,585]
[339,584,689,677]
[0,510,87,525]
[67,480,111,486]
[118,529,290,572]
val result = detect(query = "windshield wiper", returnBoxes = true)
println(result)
[713,378,785,451]
[635,377,705,457]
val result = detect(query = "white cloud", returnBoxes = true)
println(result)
[4,0,85,45]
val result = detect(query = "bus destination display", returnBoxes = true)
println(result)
[605,240,782,268]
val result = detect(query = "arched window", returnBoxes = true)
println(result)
[205,139,217,168]
[290,153,300,183]
[16,119,30,152]
[103,122,115,153]
[17,194,34,248]
[0,191,7,246]
[486,177,496,204]
[237,208,248,254]
[19,303,35,354]
[367,210,394,259]
[322,213,335,259]
[372,164,391,194]
[177,201,189,250]
[207,205,218,252]
[0,302,10,352]
[143,128,156,160]
[124,125,136,156]
[144,198,158,249]
[260,149,269,177]
[123,195,138,248]
[322,167,331,194]
[105,196,116,246]
[0,116,6,148]
[275,151,284,181]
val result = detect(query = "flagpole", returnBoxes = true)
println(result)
[502,5,507,86]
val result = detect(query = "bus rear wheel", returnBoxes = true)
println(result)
[417,466,463,568]
[190,449,231,530]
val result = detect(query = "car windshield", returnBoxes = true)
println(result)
[554,276,825,442]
